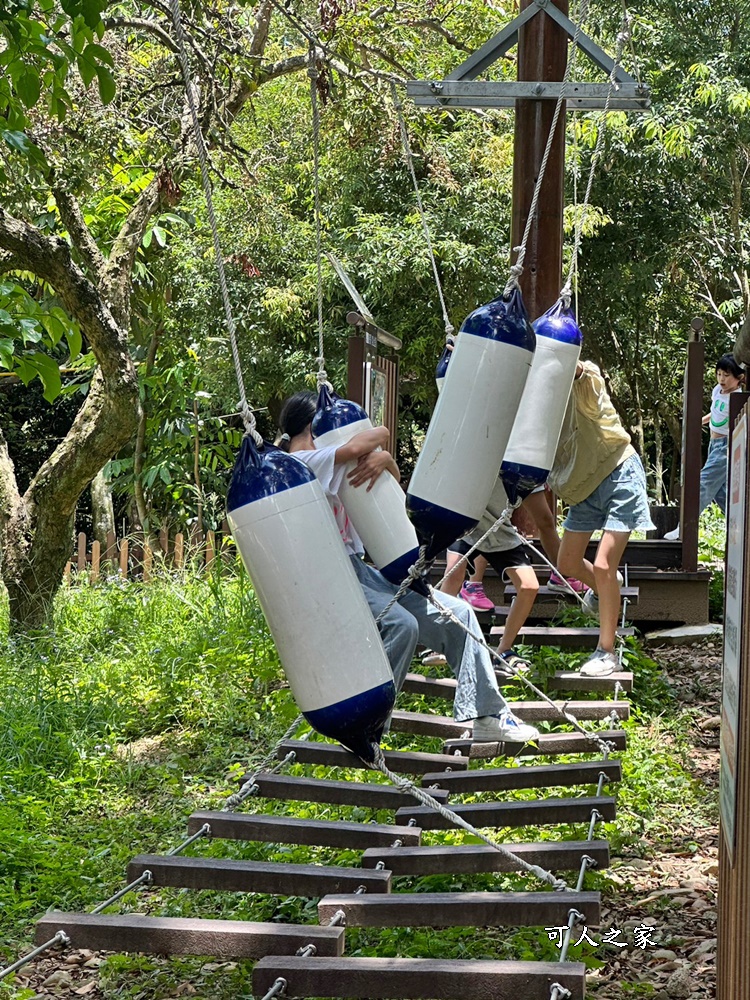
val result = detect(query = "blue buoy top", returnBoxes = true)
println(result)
[533,298,583,345]
[459,286,536,352]
[435,336,454,382]
[312,385,369,437]
[227,437,313,513]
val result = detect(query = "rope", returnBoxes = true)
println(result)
[223,713,306,811]
[560,14,629,307]
[373,546,430,625]
[308,50,330,390]
[168,0,262,445]
[390,82,454,339]
[369,747,570,891]
[504,0,592,296]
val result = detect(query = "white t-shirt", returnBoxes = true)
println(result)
[709,383,743,437]
[292,446,365,557]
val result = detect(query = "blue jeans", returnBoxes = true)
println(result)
[699,436,728,515]
[349,556,507,723]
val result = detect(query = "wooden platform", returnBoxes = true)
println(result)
[490,625,635,648]
[443,730,627,758]
[361,840,610,875]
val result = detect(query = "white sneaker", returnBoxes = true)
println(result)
[472,711,540,743]
[578,648,619,677]
[581,572,624,617]
[664,527,680,540]
[421,649,447,666]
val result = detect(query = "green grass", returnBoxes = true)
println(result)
[0,568,718,999]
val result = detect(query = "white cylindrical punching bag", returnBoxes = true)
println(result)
[312,386,422,588]
[226,436,395,761]
[435,336,454,392]
[501,298,582,503]
[407,287,536,558]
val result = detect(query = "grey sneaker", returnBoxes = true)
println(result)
[472,711,540,743]
[582,589,599,617]
[664,527,680,540]
[579,648,619,677]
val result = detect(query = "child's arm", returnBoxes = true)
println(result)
[702,413,711,426]
[333,427,390,464]
[347,450,400,490]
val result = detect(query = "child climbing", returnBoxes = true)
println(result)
[665,353,746,538]
[278,391,540,744]
[549,360,655,677]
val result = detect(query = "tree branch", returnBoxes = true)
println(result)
[52,184,106,283]
[104,15,179,52]
[405,19,473,53]
[0,425,21,542]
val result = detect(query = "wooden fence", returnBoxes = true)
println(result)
[64,523,235,583]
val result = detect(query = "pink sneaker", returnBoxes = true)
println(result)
[548,572,588,595]
[460,582,495,611]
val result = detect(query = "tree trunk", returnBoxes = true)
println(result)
[91,469,115,547]
[735,311,750,367]
[653,409,664,505]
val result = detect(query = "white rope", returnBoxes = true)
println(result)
[390,82,454,339]
[373,546,430,625]
[504,0,591,296]
[308,50,331,390]
[223,713,306,811]
[369,747,570,891]
[169,0,263,445]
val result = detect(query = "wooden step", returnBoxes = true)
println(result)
[361,840,609,875]
[503,584,639,604]
[421,758,621,793]
[390,704,629,739]
[253,956,586,1000]
[187,812,421,849]
[277,739,468,774]
[489,625,636,648]
[36,912,344,957]
[548,671,633,693]
[127,855,392,895]
[318,891,600,927]
[240,773,449,808]
[395,795,616,830]
[443,729,627,758]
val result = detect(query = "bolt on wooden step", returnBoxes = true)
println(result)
[361,840,610,875]
[490,625,636,648]
[127,856,392,895]
[394,795,616,830]
[421,758,621,792]
[317,891,600,928]
[35,912,345,958]
[252,956,586,1000]
[276,739,468,774]
[187,812,421,849]
[238,773,450,808]
[548,671,633,693]
[443,730,627,758]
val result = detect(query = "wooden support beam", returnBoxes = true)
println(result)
[241,773,450,808]
[489,625,636,649]
[421,759,622,793]
[277,740,468,774]
[253,956,586,1000]
[36,912,345,958]
[395,795,616,830]
[318,891,600,928]
[127,856,392,895]
[547,672,633,693]
[389,704,629,739]
[186,812,421,849]
[503,584,639,604]
[361,840,609,875]
[443,730,627,758]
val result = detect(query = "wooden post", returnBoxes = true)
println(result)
[679,319,705,572]
[77,532,87,572]
[717,399,750,998]
[511,0,568,321]
[205,530,216,570]
[90,541,100,583]
[174,533,184,570]
[143,543,153,583]
[119,539,129,579]
[105,530,117,568]
[160,526,169,557]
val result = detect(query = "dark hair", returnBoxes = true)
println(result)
[278,391,316,450]
[716,354,745,381]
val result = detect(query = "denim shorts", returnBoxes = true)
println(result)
[563,453,656,533]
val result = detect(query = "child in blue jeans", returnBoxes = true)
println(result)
[549,361,655,676]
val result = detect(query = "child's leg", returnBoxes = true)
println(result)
[557,529,596,590]
[500,565,539,652]
[468,554,489,584]
[522,490,560,564]
[441,548,466,596]
[699,438,728,516]
[594,530,631,651]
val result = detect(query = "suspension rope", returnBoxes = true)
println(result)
[223,713,307,811]
[168,0,262,444]
[308,49,330,389]
[390,82,454,339]
[504,0,591,296]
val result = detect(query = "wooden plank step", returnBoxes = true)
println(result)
[187,812,421,849]
[443,730,627,758]
[127,855,392,895]
[548,671,633,693]
[253,956,586,1000]
[395,795,616,830]
[490,625,635,648]
[242,773,450,808]
[277,739,468,774]
[318,891,600,927]
[391,703,629,739]
[421,758,622,792]
[36,912,344,958]
[504,584,639,604]
[361,840,609,875]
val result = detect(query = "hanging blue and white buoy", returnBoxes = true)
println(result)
[406,287,536,558]
[500,297,582,503]
[435,336,455,392]
[312,386,423,588]
[226,436,395,760]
